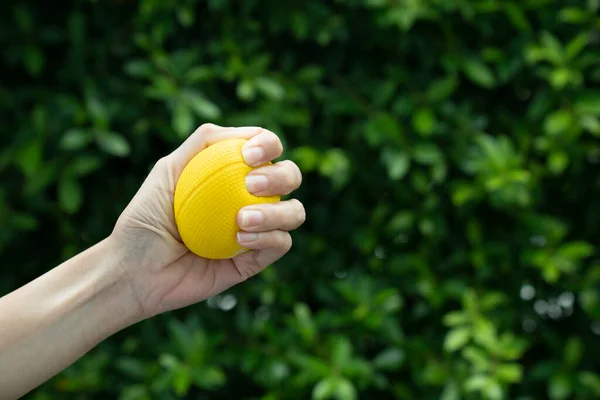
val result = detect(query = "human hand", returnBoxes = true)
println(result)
[110,124,305,319]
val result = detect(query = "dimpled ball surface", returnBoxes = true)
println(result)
[174,138,280,259]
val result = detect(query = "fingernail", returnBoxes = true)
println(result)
[242,147,265,166]
[245,175,269,193]
[237,232,259,243]
[240,210,264,227]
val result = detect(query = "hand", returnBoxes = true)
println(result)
[110,124,305,319]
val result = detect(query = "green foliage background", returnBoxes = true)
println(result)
[1,0,600,399]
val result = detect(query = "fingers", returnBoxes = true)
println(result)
[236,230,293,253]
[229,230,293,280]
[205,127,284,166]
[167,124,262,173]
[245,160,302,196]
[165,123,285,177]
[237,199,306,232]
[239,129,284,167]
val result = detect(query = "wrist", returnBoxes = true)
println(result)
[92,235,147,326]
[35,236,145,337]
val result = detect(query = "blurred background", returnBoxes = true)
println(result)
[1,0,600,399]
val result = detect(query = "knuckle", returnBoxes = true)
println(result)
[264,130,283,153]
[154,156,169,170]
[278,232,293,252]
[198,123,217,133]
[278,161,299,193]
[196,123,218,140]
[296,202,306,225]
[283,160,302,184]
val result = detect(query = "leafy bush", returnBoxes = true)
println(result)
[1,0,600,399]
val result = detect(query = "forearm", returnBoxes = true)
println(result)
[0,236,142,400]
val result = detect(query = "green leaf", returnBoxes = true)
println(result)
[364,113,402,147]
[58,176,82,214]
[172,367,191,397]
[119,385,149,400]
[463,346,490,370]
[427,75,458,101]
[159,354,180,370]
[483,380,503,400]
[319,149,351,189]
[116,357,147,379]
[559,241,594,260]
[291,146,321,172]
[550,68,572,90]
[294,303,316,344]
[464,374,488,392]
[496,363,523,383]
[549,374,571,400]
[440,381,460,400]
[381,149,410,180]
[564,337,582,367]
[11,213,38,231]
[331,336,352,367]
[444,327,471,352]
[24,45,44,76]
[291,353,331,378]
[176,7,194,27]
[373,348,405,370]
[548,151,568,174]
[60,128,90,151]
[558,7,589,24]
[463,58,495,88]
[443,311,469,327]
[412,143,443,165]
[255,77,285,100]
[313,377,336,400]
[579,371,600,395]
[191,367,226,389]
[16,141,42,177]
[237,80,256,101]
[70,156,102,176]
[183,90,221,120]
[124,59,154,78]
[96,131,131,157]
[86,95,109,125]
[504,2,530,31]
[544,110,573,136]
[172,102,194,138]
[413,108,436,136]
[540,31,565,65]
[335,378,357,400]
[580,116,600,136]
[185,66,213,83]
[574,91,600,116]
[472,319,497,351]
[566,33,588,61]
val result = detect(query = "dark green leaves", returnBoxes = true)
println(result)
[463,58,495,88]
[96,131,131,157]
[60,129,90,151]
[58,177,82,214]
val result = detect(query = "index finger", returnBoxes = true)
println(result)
[167,124,263,175]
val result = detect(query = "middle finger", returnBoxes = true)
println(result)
[245,160,302,197]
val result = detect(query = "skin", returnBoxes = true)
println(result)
[0,124,305,400]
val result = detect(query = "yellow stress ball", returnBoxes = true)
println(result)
[174,138,280,259]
